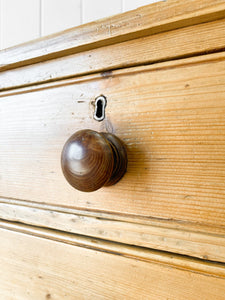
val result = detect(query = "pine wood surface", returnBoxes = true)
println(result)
[1,1,225,297]
[1,52,225,228]
[1,224,225,300]
[1,200,225,263]
[1,0,225,71]
[1,18,225,90]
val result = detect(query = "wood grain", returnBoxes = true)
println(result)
[1,224,225,300]
[1,52,225,228]
[0,0,225,71]
[1,201,225,263]
[3,197,225,234]
[61,130,127,192]
[2,2,225,297]
[2,18,225,90]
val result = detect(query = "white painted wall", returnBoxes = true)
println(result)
[0,0,161,50]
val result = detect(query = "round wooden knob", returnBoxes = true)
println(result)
[61,130,127,192]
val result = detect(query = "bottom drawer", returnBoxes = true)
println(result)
[1,226,225,300]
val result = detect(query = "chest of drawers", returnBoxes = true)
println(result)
[1,1,225,299]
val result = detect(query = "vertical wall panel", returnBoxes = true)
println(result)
[41,0,81,36]
[0,0,2,49]
[122,0,162,12]
[1,0,40,49]
[82,0,122,23]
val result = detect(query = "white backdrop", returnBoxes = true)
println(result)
[0,0,161,50]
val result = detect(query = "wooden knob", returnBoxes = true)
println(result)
[61,130,127,192]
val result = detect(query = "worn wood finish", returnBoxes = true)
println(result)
[1,225,225,300]
[2,18,225,90]
[1,52,225,228]
[3,198,225,234]
[1,201,225,263]
[1,0,225,71]
[2,220,225,278]
[2,1,225,298]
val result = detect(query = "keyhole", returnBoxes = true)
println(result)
[94,95,107,121]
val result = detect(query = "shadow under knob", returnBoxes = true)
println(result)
[61,129,127,192]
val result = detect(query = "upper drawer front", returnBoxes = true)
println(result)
[1,53,225,227]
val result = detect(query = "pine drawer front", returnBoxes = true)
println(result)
[1,225,225,300]
[1,53,225,227]
[1,1,225,298]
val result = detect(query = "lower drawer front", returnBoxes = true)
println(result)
[1,227,225,300]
